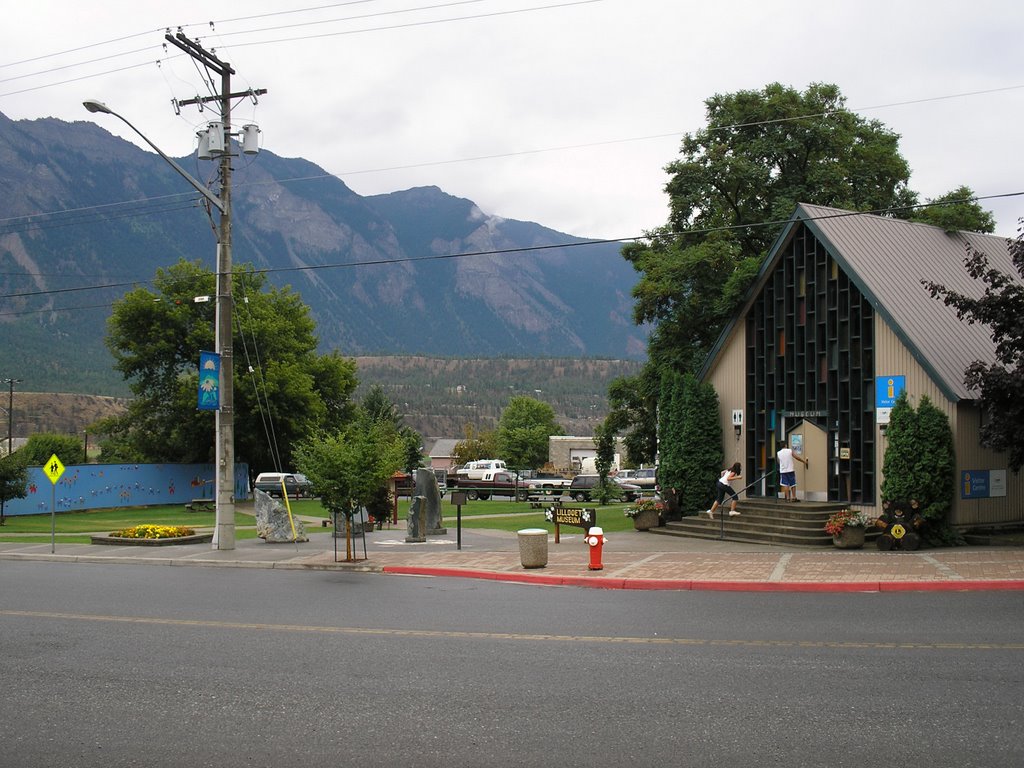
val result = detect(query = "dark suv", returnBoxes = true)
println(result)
[568,474,640,502]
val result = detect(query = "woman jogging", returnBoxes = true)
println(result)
[704,462,742,518]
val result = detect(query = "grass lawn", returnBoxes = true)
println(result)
[0,497,638,540]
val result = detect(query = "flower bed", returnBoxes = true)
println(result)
[91,524,213,546]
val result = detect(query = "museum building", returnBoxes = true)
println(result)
[701,203,1022,527]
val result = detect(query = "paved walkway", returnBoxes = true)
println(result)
[3,522,1024,592]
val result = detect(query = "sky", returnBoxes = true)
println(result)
[2,0,1022,241]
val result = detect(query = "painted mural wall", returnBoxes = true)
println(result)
[2,463,250,517]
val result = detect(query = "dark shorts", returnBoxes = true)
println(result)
[716,481,738,504]
[780,471,797,488]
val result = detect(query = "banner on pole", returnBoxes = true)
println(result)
[198,351,220,411]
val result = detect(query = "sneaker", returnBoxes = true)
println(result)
[728,510,741,517]
[703,509,714,519]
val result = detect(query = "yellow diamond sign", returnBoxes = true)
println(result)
[44,454,65,485]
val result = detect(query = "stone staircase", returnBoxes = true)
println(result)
[651,499,854,547]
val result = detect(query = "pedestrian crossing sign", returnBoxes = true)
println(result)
[44,454,65,485]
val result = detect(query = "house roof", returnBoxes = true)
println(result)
[428,438,460,458]
[707,203,1017,402]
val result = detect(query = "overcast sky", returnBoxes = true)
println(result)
[3,0,1022,241]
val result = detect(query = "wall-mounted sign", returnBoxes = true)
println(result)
[876,375,906,424]
[963,469,1007,499]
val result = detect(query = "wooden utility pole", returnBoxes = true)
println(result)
[165,31,265,550]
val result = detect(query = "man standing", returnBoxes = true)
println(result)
[776,441,808,502]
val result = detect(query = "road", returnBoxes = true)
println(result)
[2,561,1023,767]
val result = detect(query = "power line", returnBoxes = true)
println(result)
[3,78,1021,237]
[1,191,1020,311]
[0,0,599,96]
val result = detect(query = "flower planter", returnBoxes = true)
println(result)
[832,525,866,549]
[632,508,660,531]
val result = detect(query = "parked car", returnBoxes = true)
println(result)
[253,472,313,499]
[568,474,640,503]
[629,467,658,489]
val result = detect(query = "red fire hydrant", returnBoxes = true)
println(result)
[586,526,606,571]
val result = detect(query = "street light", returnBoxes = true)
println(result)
[82,101,223,213]
[83,99,236,550]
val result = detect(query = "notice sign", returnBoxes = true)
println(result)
[546,505,596,529]
[876,375,906,424]
[545,504,596,544]
[962,469,1007,499]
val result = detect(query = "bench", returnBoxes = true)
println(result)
[185,498,214,512]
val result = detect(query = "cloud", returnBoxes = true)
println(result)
[3,0,1022,241]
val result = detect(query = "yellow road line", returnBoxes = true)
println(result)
[2,610,1022,651]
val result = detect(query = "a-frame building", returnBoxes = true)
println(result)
[701,203,1022,527]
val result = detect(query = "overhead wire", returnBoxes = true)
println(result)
[234,290,283,472]
[0,0,598,97]
[1,190,1020,311]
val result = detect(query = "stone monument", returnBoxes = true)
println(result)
[254,489,309,543]
[416,467,447,535]
[406,495,426,542]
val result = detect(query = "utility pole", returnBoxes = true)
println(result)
[165,31,265,550]
[1,377,21,525]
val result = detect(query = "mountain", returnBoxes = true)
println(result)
[0,112,646,396]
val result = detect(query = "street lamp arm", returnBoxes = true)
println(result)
[82,100,224,214]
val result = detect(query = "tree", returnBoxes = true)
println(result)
[614,82,993,460]
[676,376,723,516]
[880,393,955,525]
[104,259,358,471]
[0,451,29,525]
[20,433,87,466]
[655,371,685,516]
[656,373,723,518]
[924,227,1024,470]
[362,385,422,473]
[451,424,499,466]
[496,396,562,470]
[293,415,406,523]
[592,419,617,505]
[910,186,996,234]
[605,367,659,466]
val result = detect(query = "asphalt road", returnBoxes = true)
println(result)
[2,561,1023,767]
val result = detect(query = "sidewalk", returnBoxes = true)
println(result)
[3,523,1024,592]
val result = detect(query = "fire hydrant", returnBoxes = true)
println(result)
[586,526,606,571]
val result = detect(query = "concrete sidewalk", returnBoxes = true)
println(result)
[3,524,1024,592]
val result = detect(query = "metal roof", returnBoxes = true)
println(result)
[779,203,1016,401]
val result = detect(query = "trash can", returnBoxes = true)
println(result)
[517,528,549,569]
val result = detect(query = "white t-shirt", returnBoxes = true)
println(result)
[777,447,795,473]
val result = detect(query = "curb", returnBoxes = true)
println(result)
[381,566,1024,593]
[5,552,1024,592]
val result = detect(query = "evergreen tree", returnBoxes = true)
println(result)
[913,396,956,521]
[880,392,917,503]
[656,371,685,517]
[677,375,723,515]
[880,393,955,523]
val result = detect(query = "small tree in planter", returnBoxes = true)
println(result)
[295,415,405,559]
